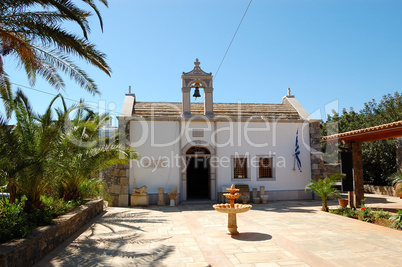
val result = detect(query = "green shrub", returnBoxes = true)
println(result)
[358,206,374,222]
[329,208,344,215]
[330,207,348,215]
[329,207,358,218]
[330,206,402,231]
[390,209,402,229]
[0,196,81,243]
[0,197,34,242]
[342,208,358,218]
[40,195,81,218]
[373,209,391,219]
[79,178,110,204]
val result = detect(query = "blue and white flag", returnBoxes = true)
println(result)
[293,129,302,172]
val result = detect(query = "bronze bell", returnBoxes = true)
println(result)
[193,87,201,98]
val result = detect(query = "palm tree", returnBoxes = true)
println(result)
[0,91,137,209]
[0,90,64,210]
[0,0,111,115]
[0,116,19,202]
[54,106,137,201]
[305,173,344,212]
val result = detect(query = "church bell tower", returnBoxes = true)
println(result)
[181,59,214,117]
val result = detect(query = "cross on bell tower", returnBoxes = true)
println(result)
[181,59,214,117]
[194,58,200,67]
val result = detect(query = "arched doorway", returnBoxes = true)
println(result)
[186,146,210,200]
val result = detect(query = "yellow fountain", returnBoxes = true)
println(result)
[213,184,252,235]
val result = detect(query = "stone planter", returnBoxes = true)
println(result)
[167,192,178,206]
[241,193,249,204]
[338,198,348,208]
[253,197,261,204]
[260,195,268,204]
[0,199,104,267]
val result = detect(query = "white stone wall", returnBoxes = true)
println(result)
[214,121,311,193]
[129,120,181,195]
[128,118,313,202]
[180,120,215,148]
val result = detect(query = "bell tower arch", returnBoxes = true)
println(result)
[181,59,214,117]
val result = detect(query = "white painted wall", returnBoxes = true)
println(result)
[128,118,312,198]
[182,120,213,142]
[215,121,311,191]
[129,120,181,194]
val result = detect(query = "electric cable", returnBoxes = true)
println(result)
[214,0,253,80]
[9,82,121,116]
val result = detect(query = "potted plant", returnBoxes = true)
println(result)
[338,198,348,208]
[305,173,344,212]
[389,172,402,198]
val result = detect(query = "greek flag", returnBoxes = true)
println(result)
[293,129,302,172]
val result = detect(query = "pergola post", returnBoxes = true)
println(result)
[352,142,364,207]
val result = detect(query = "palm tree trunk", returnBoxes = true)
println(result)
[8,180,16,204]
[322,199,328,212]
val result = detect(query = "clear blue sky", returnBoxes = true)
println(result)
[4,0,402,125]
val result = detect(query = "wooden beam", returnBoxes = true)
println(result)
[322,122,402,144]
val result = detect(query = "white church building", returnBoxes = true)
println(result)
[116,59,324,205]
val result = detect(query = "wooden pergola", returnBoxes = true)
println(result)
[322,120,402,207]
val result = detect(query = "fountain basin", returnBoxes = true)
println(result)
[214,184,252,235]
[213,203,252,214]
[223,193,241,200]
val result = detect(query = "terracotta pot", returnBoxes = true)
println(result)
[395,182,402,199]
[338,198,348,208]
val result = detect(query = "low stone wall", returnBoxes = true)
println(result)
[0,199,104,267]
[364,184,395,196]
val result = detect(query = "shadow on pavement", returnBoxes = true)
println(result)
[35,208,174,267]
[231,232,272,242]
[363,193,394,204]
[140,199,332,213]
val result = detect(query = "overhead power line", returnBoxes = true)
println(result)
[214,0,253,80]
[10,82,121,116]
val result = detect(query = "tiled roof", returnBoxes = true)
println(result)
[322,120,402,143]
[132,102,301,120]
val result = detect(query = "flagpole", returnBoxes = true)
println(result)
[293,129,302,172]
[292,154,296,170]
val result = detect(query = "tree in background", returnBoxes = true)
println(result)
[0,0,110,115]
[322,92,402,185]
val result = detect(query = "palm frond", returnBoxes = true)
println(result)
[389,172,402,185]
[81,0,108,31]
[305,173,343,211]
[33,45,104,94]
[0,0,110,102]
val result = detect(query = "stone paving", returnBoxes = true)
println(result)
[35,194,402,267]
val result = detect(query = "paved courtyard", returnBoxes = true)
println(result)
[35,194,402,267]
